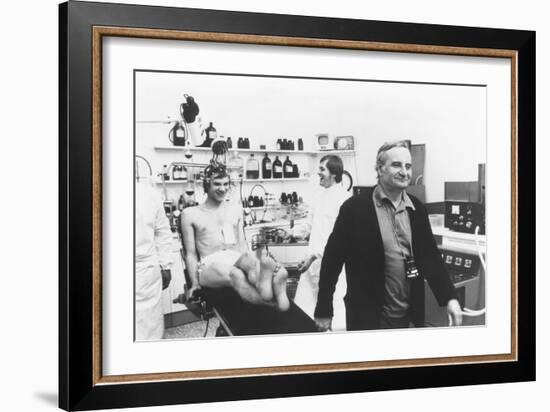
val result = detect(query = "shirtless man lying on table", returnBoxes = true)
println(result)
[180,163,290,311]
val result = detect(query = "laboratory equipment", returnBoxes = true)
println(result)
[168,121,186,146]
[262,153,272,179]
[314,133,332,151]
[444,164,486,235]
[334,135,355,150]
[424,247,485,327]
[246,154,259,179]
[283,156,293,178]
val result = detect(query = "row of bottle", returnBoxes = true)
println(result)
[280,191,301,204]
[162,152,301,182]
[243,191,302,208]
[220,136,251,149]
[219,136,304,151]
[201,122,304,152]
[161,164,198,181]
[276,138,304,151]
[245,153,300,179]
[160,164,187,181]
[243,196,265,208]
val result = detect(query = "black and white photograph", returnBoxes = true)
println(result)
[52,1,538,410]
[1,0,543,409]
[134,69,487,341]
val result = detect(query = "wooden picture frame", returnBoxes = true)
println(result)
[59,1,535,410]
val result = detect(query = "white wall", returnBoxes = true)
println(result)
[2,1,547,412]
[136,70,485,203]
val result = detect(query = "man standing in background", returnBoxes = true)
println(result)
[294,155,350,330]
[314,141,462,331]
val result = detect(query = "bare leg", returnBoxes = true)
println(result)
[273,267,290,312]
[229,267,276,307]
[257,248,275,301]
[258,251,290,311]
[199,261,275,307]
[234,252,259,287]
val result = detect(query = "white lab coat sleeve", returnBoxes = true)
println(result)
[308,224,324,259]
[154,202,174,269]
[305,196,320,258]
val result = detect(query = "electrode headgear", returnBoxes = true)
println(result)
[202,161,230,192]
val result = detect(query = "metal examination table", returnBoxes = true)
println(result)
[202,287,318,336]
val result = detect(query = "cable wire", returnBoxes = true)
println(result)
[447,225,487,326]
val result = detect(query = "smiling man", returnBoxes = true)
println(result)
[314,141,462,331]
[180,163,290,312]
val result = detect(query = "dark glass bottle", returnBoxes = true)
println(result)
[237,137,244,148]
[291,192,298,204]
[298,138,304,151]
[280,192,287,204]
[262,153,272,179]
[171,122,186,146]
[292,164,299,178]
[283,156,293,178]
[272,156,283,179]
[226,136,232,148]
[253,196,260,207]
[276,139,282,150]
[205,122,217,140]
[247,195,255,208]
[289,140,295,150]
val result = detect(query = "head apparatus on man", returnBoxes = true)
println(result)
[202,161,231,193]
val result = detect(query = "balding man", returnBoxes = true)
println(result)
[314,141,462,331]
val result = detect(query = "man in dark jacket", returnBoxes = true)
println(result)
[314,141,462,331]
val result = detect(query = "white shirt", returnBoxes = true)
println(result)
[308,183,351,259]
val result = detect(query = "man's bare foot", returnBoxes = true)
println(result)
[272,265,290,312]
[257,249,276,301]
[228,266,276,308]
[235,252,259,286]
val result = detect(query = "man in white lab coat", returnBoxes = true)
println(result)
[295,155,351,330]
[135,183,174,340]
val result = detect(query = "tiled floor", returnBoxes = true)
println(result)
[164,317,221,339]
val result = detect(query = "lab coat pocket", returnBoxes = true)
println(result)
[136,265,162,308]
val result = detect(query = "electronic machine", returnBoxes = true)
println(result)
[424,247,485,327]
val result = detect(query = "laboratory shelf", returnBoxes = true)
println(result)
[244,218,307,230]
[155,177,310,185]
[242,177,310,183]
[153,145,355,155]
[155,180,196,184]
[265,242,309,247]
[247,205,286,210]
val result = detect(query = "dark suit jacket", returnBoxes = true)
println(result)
[314,186,457,330]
